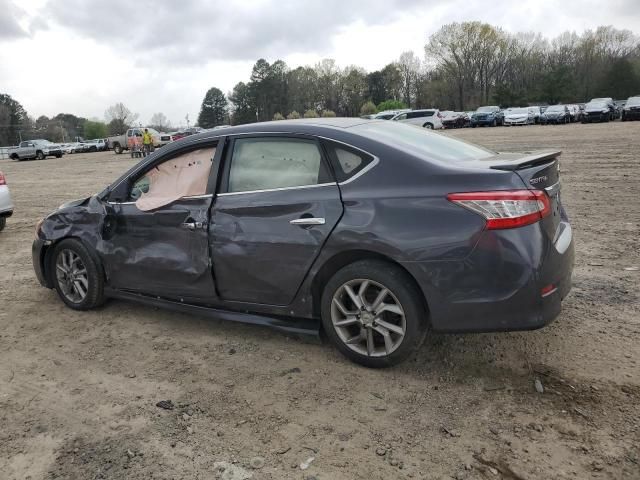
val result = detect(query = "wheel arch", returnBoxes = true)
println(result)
[41,236,106,288]
[310,249,430,323]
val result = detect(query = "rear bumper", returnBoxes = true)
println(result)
[401,221,574,333]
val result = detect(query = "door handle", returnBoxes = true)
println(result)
[181,221,206,230]
[290,217,326,226]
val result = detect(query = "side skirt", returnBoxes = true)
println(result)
[104,288,321,338]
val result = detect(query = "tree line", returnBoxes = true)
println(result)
[0,97,171,146]
[2,21,639,144]
[196,22,640,127]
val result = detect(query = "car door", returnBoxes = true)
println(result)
[210,135,343,306]
[102,142,223,301]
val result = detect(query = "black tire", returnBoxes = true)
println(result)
[423,122,434,129]
[113,143,123,154]
[36,150,44,160]
[0,217,6,232]
[471,124,477,128]
[491,119,497,127]
[320,260,428,368]
[51,238,104,310]
[56,154,62,158]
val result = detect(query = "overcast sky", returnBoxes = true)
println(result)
[1,0,638,128]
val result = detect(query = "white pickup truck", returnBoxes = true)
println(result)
[108,128,173,155]
[8,140,63,161]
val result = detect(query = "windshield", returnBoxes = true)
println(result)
[352,121,493,162]
[507,108,529,114]
[626,97,640,107]
[586,102,606,110]
[546,105,565,112]
[477,106,495,113]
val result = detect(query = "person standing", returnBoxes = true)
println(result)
[142,128,153,157]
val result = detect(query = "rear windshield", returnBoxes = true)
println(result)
[351,122,494,162]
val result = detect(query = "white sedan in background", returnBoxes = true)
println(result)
[0,170,14,232]
[504,107,535,125]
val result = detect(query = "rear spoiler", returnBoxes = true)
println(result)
[490,151,561,171]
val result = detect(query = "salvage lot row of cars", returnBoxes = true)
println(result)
[365,95,640,129]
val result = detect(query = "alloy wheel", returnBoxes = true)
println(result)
[331,279,406,357]
[55,249,89,303]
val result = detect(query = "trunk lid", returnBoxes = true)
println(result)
[488,151,562,239]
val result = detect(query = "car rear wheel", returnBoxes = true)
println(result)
[423,122,434,129]
[321,260,428,368]
[52,239,104,310]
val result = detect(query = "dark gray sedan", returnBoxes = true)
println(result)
[32,119,573,367]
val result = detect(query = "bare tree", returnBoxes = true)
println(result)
[149,112,171,131]
[104,103,139,135]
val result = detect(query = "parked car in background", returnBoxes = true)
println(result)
[541,105,570,125]
[504,107,535,126]
[373,109,410,120]
[589,97,616,120]
[391,109,443,129]
[441,111,470,128]
[8,139,63,160]
[470,106,504,127]
[0,170,13,232]
[566,105,581,122]
[108,128,173,155]
[528,106,542,124]
[84,139,107,152]
[582,101,611,123]
[621,96,640,121]
[32,118,573,367]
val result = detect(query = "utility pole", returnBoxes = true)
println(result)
[185,114,190,129]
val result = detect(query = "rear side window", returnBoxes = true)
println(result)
[324,141,374,182]
[227,137,331,193]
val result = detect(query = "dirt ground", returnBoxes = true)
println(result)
[0,122,638,480]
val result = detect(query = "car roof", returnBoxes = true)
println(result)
[183,118,377,141]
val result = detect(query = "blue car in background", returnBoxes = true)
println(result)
[471,106,505,127]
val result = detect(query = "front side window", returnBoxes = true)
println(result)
[130,147,215,210]
[227,137,329,193]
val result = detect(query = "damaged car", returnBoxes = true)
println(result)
[33,119,574,367]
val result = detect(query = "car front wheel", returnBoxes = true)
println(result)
[0,217,6,232]
[423,123,434,129]
[51,239,104,310]
[321,260,428,368]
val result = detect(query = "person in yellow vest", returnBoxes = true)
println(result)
[142,128,154,157]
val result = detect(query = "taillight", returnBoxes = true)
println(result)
[0,172,6,186]
[447,190,551,230]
